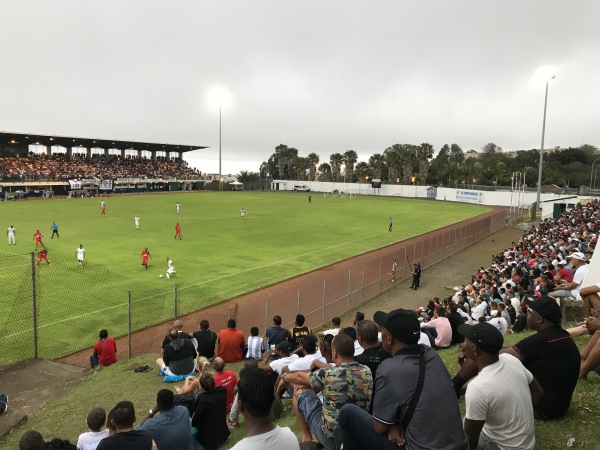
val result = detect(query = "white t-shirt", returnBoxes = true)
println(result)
[167,259,175,273]
[465,354,535,450]
[229,425,299,450]
[134,216,140,224]
[572,264,589,297]
[488,317,508,336]
[472,301,488,321]
[287,350,325,371]
[322,328,340,337]
[353,340,364,356]
[7,227,15,235]
[269,354,299,375]
[77,429,109,450]
[77,247,85,261]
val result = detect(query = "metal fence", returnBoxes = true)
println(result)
[0,209,506,368]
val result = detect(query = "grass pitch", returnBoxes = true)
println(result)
[0,192,489,364]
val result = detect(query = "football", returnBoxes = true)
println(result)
[159,274,163,278]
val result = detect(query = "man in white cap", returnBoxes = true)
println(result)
[549,251,588,300]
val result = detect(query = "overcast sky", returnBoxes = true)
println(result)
[1,1,599,175]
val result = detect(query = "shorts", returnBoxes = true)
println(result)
[550,290,575,299]
[298,391,335,449]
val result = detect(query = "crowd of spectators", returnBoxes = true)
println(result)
[0,153,200,181]
[19,200,599,449]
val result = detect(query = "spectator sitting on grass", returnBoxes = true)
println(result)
[317,316,341,339]
[212,357,238,414]
[191,372,230,450]
[76,407,109,450]
[156,328,197,376]
[96,401,157,450]
[190,319,218,360]
[261,341,299,376]
[90,329,117,369]
[341,326,364,356]
[229,368,299,450]
[175,356,213,396]
[19,430,45,450]
[245,326,265,360]
[420,306,452,349]
[217,319,246,363]
[265,315,288,349]
[136,389,200,450]
[41,438,77,449]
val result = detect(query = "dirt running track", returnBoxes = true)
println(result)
[59,207,507,368]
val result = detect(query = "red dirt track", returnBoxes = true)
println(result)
[59,207,506,368]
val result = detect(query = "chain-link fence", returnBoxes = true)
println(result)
[0,209,506,367]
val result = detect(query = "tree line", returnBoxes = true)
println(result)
[241,143,599,188]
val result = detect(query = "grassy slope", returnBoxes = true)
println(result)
[0,333,596,449]
[0,193,488,364]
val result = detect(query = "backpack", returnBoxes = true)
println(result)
[505,305,517,325]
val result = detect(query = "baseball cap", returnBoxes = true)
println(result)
[568,252,586,261]
[276,341,292,353]
[525,295,562,324]
[458,323,503,354]
[373,309,420,345]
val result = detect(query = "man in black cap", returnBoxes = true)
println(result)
[459,323,542,450]
[453,295,580,420]
[338,309,468,450]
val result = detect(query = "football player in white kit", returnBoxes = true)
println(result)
[76,245,85,267]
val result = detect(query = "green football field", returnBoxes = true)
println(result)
[0,192,490,364]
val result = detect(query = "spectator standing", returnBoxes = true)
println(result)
[191,319,217,359]
[76,408,109,450]
[137,389,200,450]
[90,329,117,368]
[217,319,245,362]
[460,323,541,450]
[230,368,299,450]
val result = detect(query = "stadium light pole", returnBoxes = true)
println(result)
[207,87,232,192]
[535,74,555,212]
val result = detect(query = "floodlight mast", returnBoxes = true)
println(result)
[535,75,555,212]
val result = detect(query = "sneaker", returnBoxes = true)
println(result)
[227,420,240,430]
[0,394,7,414]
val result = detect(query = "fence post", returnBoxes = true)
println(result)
[347,270,351,310]
[31,252,38,359]
[322,280,326,323]
[265,302,268,336]
[362,264,365,303]
[174,284,179,319]
[379,259,382,294]
[128,291,132,359]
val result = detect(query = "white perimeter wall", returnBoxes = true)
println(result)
[274,180,589,215]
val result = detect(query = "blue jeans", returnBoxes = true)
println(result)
[298,391,335,449]
[338,404,403,450]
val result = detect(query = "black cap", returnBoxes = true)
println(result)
[276,341,291,353]
[373,309,420,345]
[525,295,562,324]
[458,323,504,354]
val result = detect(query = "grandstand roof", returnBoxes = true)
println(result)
[0,131,207,153]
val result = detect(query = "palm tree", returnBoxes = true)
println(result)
[343,150,358,183]
[368,153,384,179]
[354,161,371,182]
[330,153,344,182]
[318,163,332,182]
[307,152,320,181]
[416,143,434,185]
[384,144,402,183]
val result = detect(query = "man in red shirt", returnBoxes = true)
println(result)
[36,248,51,268]
[212,357,238,413]
[33,230,45,249]
[217,319,245,362]
[553,261,574,285]
[90,329,117,368]
[174,223,182,240]
[141,248,152,270]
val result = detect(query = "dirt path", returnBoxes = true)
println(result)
[336,226,523,324]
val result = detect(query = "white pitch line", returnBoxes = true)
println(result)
[1,231,387,340]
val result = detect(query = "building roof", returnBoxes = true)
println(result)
[0,131,207,153]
